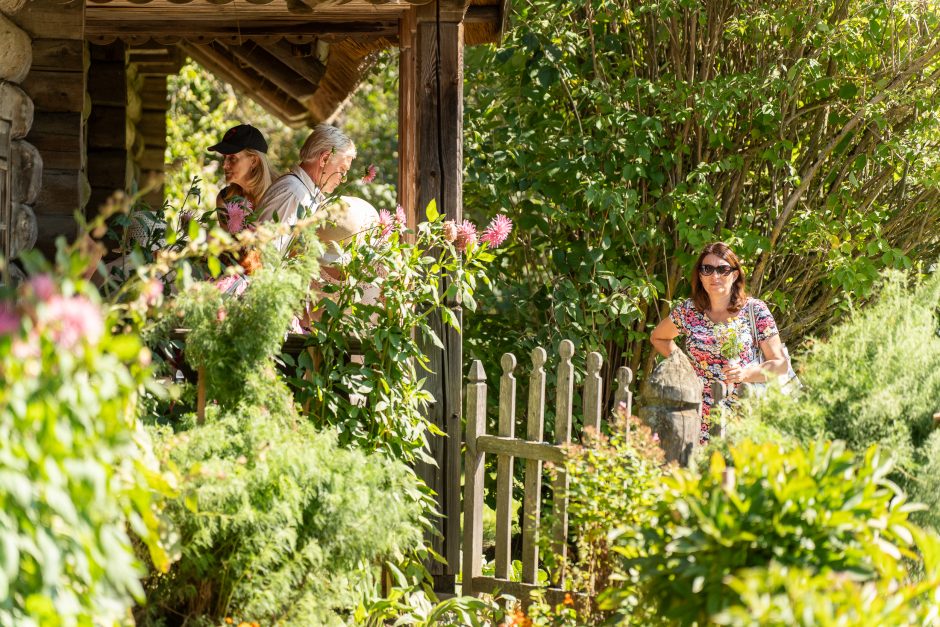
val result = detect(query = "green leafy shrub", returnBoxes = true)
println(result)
[741,269,940,528]
[0,264,171,625]
[540,415,663,623]
[714,560,940,626]
[298,201,510,462]
[611,439,935,625]
[139,407,425,626]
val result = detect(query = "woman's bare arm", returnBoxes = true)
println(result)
[651,316,681,358]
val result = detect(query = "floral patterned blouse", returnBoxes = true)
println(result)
[669,297,779,439]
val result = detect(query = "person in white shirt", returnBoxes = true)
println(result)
[257,124,356,253]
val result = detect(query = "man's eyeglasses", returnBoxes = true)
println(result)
[699,263,736,277]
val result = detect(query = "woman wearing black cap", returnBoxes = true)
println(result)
[209,124,276,212]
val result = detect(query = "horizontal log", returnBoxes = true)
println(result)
[0,81,34,139]
[87,148,128,190]
[34,212,79,257]
[88,108,128,150]
[35,168,81,215]
[30,39,85,72]
[11,140,42,205]
[8,0,83,40]
[470,577,585,607]
[88,63,128,107]
[26,111,82,169]
[139,146,165,171]
[137,110,166,143]
[22,70,85,113]
[0,13,32,83]
[475,435,568,464]
[0,0,27,15]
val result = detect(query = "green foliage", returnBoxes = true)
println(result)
[297,204,505,462]
[714,560,940,626]
[522,416,664,625]
[740,269,940,528]
[609,439,936,625]
[174,240,319,409]
[0,256,172,625]
[463,0,940,394]
[140,406,425,625]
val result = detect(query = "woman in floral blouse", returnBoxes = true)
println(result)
[650,242,788,440]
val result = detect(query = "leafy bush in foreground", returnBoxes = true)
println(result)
[610,440,937,625]
[740,269,940,529]
[139,404,424,626]
[0,268,171,625]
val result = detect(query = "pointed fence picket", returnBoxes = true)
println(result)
[462,340,634,604]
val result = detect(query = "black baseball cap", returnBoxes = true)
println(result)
[208,124,268,154]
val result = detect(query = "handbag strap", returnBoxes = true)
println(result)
[747,300,764,364]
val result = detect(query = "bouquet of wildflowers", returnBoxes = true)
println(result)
[715,322,746,363]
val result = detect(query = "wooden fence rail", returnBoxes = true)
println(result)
[463,340,633,603]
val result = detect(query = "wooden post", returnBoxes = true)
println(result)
[521,347,546,584]
[583,351,603,433]
[614,366,634,442]
[412,1,466,591]
[196,365,206,425]
[494,352,516,580]
[551,340,574,586]
[462,360,487,597]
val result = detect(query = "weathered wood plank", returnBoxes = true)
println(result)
[551,340,574,585]
[583,351,604,433]
[30,39,85,72]
[396,9,416,225]
[494,352,516,580]
[88,109,128,151]
[225,42,318,102]
[461,361,487,597]
[471,576,585,608]
[521,347,546,584]
[614,366,634,442]
[413,15,464,588]
[477,435,566,465]
[9,1,84,41]
[258,39,327,87]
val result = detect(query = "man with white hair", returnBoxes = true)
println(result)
[258,123,357,252]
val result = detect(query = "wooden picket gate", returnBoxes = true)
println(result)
[462,340,634,603]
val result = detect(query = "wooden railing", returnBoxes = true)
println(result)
[462,340,634,604]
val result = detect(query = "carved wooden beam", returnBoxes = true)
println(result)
[181,42,310,125]
[258,39,327,87]
[224,41,318,102]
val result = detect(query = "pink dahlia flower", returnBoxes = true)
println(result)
[29,274,56,301]
[481,214,513,248]
[43,295,104,349]
[377,209,395,239]
[362,164,377,183]
[454,220,478,253]
[395,205,407,229]
[224,199,252,234]
[0,303,19,335]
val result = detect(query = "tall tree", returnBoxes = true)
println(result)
[463,0,940,395]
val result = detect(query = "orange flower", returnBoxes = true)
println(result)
[563,592,574,606]
[224,619,233,625]
[239,248,262,275]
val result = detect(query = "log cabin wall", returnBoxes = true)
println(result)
[86,41,128,217]
[132,46,181,210]
[0,0,40,268]
[8,0,86,259]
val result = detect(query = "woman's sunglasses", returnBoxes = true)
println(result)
[699,263,736,276]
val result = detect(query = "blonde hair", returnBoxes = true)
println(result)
[299,124,356,165]
[242,149,275,206]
